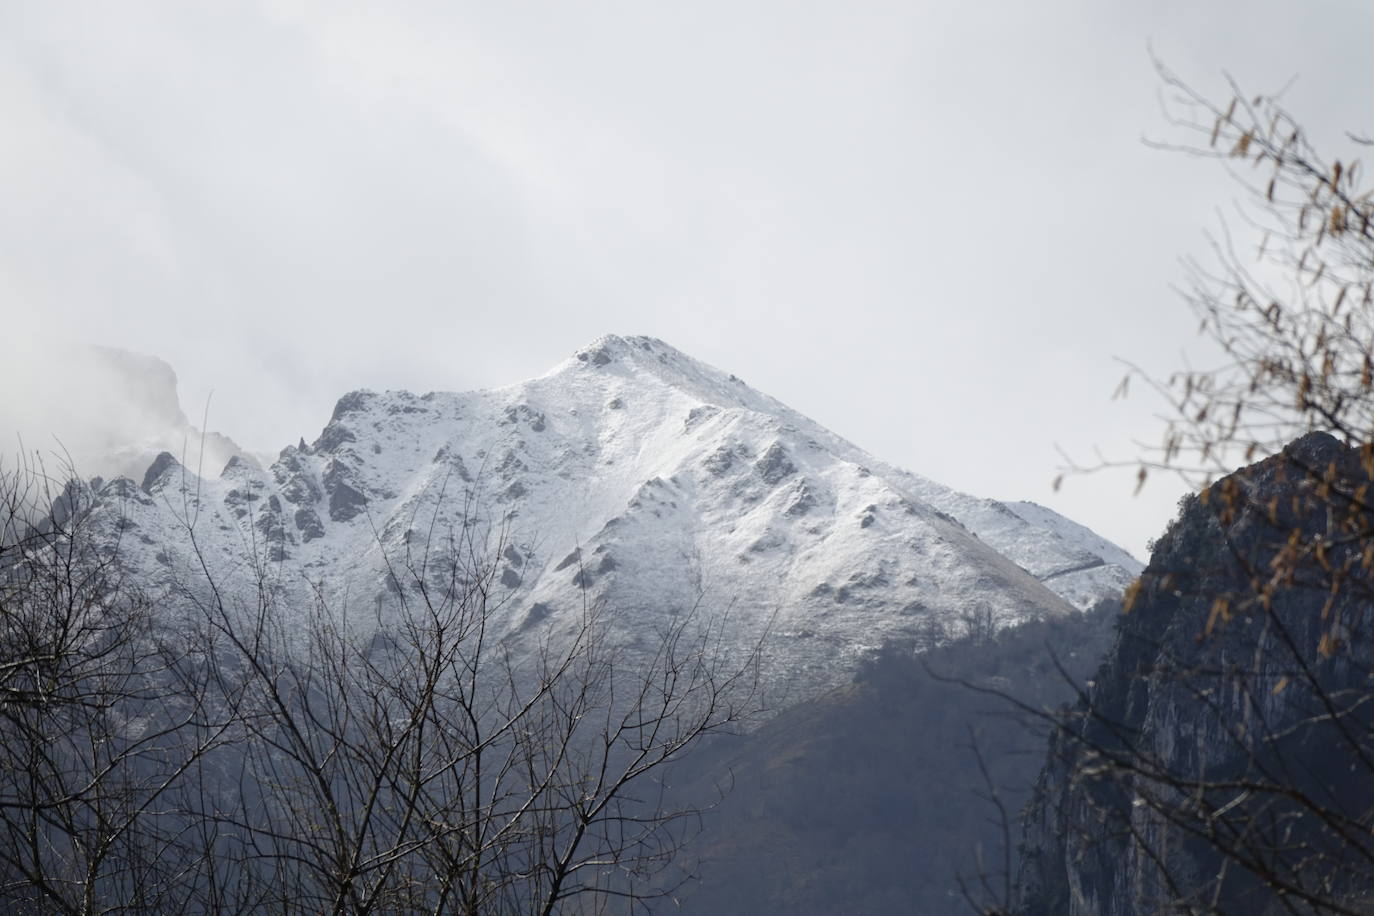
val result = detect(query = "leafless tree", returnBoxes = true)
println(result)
[0,455,763,914]
[1072,56,1374,494]
[0,456,231,914]
[1002,63,1374,916]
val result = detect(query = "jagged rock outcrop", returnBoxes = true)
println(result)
[1014,432,1374,915]
[69,335,1139,703]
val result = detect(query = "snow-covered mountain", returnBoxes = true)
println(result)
[73,335,1140,696]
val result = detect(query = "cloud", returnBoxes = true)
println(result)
[3,0,1371,557]
[0,343,250,484]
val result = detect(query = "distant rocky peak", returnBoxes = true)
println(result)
[330,390,378,422]
[572,334,660,368]
[61,336,1141,709]
[18,346,259,485]
[140,451,182,494]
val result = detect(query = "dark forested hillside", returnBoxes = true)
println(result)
[658,602,1120,916]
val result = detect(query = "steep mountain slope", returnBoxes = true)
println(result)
[1014,432,1374,915]
[659,602,1120,916]
[77,335,1136,696]
[901,487,1143,610]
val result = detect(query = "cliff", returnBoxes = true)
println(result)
[1014,432,1374,914]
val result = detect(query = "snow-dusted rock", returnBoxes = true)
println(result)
[75,335,1139,698]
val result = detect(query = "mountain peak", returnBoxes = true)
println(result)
[561,335,701,378]
[79,339,1140,704]
[572,334,650,366]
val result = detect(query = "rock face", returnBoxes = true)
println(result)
[1014,432,1374,915]
[71,335,1138,701]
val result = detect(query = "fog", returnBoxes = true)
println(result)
[3,1,1372,556]
[0,345,247,483]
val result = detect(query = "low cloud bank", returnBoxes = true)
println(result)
[1,344,252,484]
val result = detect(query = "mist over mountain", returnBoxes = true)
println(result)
[65,334,1138,702]
[0,345,252,481]
[1,333,1161,913]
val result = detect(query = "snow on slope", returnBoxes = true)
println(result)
[1007,501,1143,572]
[78,335,1137,697]
[889,481,1145,611]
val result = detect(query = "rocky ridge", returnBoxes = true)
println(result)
[73,335,1140,698]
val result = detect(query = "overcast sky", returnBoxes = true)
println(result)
[4,1,1372,558]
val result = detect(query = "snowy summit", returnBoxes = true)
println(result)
[75,335,1141,697]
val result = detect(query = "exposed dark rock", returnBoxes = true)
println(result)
[503,404,547,432]
[98,477,151,505]
[703,445,739,477]
[223,488,260,507]
[521,602,552,629]
[754,443,795,485]
[254,495,291,556]
[578,346,614,367]
[386,395,425,415]
[141,452,180,494]
[327,483,366,522]
[684,405,719,431]
[314,422,357,453]
[330,390,375,421]
[275,454,321,506]
[431,446,473,482]
[1014,432,1374,915]
[294,507,325,541]
[322,461,368,522]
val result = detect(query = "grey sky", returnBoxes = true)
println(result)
[3,1,1371,558]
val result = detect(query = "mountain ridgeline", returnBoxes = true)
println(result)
[4,336,1168,913]
[26,341,1374,914]
[69,335,1139,702]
